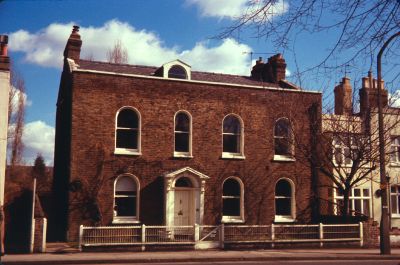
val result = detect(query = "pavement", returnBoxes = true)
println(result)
[2,247,400,264]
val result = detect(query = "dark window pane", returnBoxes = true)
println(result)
[223,134,239,153]
[275,119,289,137]
[223,116,240,134]
[175,177,192,187]
[168,65,187,79]
[223,179,240,196]
[354,189,361,197]
[116,129,138,149]
[118,109,138,128]
[116,176,137,192]
[115,197,136,216]
[276,180,291,197]
[363,200,370,216]
[276,198,291,215]
[223,198,240,216]
[354,200,361,214]
[275,138,290,155]
[392,195,397,214]
[175,133,189,152]
[116,191,136,196]
[175,113,190,131]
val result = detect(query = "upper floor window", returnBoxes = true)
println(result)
[168,65,187,79]
[390,137,400,164]
[391,185,400,217]
[274,118,294,160]
[222,177,244,222]
[174,111,192,157]
[275,178,295,222]
[113,175,140,223]
[333,136,360,166]
[222,114,244,159]
[115,107,141,155]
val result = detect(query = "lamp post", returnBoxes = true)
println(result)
[377,30,400,255]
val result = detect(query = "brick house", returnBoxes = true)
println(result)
[53,26,322,242]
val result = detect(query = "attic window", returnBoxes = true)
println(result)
[168,65,187,79]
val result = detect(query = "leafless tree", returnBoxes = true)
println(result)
[8,67,26,168]
[106,40,128,64]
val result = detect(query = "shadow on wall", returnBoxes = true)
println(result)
[5,189,32,253]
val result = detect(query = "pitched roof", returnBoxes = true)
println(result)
[77,60,293,89]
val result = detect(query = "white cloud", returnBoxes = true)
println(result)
[9,85,32,115]
[21,120,55,165]
[185,0,288,20]
[9,20,253,75]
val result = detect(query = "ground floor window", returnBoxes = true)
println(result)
[113,175,139,223]
[391,185,400,217]
[335,188,370,216]
[222,177,244,222]
[275,178,295,222]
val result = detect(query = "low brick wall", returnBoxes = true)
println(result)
[362,219,379,247]
[33,218,46,253]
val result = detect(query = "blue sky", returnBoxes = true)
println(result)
[1,0,398,165]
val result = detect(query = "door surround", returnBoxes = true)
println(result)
[164,167,209,227]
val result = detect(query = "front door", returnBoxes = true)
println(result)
[174,189,192,226]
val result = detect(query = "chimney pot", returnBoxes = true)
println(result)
[0,35,8,57]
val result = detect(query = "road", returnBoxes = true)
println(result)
[67,261,400,265]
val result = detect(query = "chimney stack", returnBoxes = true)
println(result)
[63,25,82,64]
[359,71,388,113]
[334,77,353,115]
[251,53,286,83]
[0,35,10,71]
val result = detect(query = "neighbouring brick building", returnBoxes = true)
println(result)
[53,26,322,242]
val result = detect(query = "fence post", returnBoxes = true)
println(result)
[78,225,83,252]
[319,223,324,248]
[141,224,146,251]
[271,224,275,248]
[220,224,225,249]
[194,224,199,242]
[359,222,364,247]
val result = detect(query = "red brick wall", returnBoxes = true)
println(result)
[61,71,321,241]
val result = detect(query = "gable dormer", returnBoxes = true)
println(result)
[155,59,191,80]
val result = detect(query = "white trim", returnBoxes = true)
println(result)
[174,110,193,158]
[162,60,191,80]
[113,174,140,223]
[221,177,245,223]
[274,178,296,221]
[115,106,141,155]
[222,114,244,158]
[74,68,321,95]
[273,155,295,162]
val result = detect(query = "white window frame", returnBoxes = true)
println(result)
[274,178,296,222]
[221,177,245,223]
[332,136,358,167]
[221,114,245,159]
[113,174,140,224]
[114,106,142,155]
[273,118,295,161]
[174,110,193,158]
[390,137,400,166]
[390,185,400,218]
[334,187,371,216]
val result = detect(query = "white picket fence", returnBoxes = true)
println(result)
[78,223,363,251]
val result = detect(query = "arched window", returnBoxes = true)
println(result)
[114,175,139,222]
[222,177,244,222]
[168,65,187,79]
[115,107,141,154]
[274,118,293,158]
[275,179,295,222]
[222,115,244,158]
[174,111,192,157]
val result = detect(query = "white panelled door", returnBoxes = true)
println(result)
[174,189,193,226]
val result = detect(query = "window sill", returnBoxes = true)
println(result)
[114,149,142,156]
[221,153,245,160]
[274,216,295,223]
[221,217,245,223]
[173,152,193,159]
[389,162,400,167]
[391,215,400,219]
[273,155,295,162]
[112,218,140,224]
